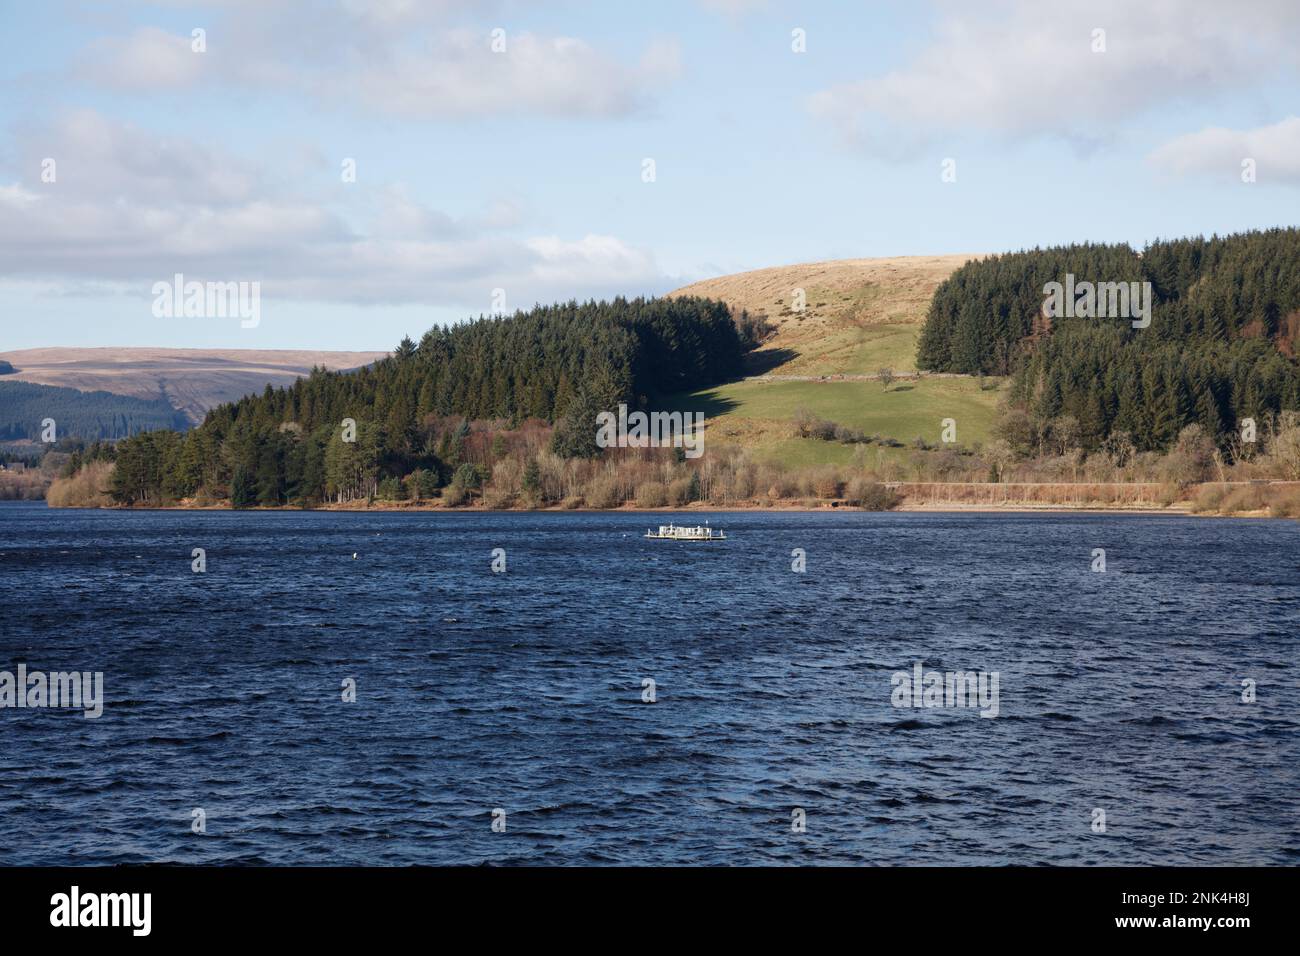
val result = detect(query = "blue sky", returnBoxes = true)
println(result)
[1,0,1298,351]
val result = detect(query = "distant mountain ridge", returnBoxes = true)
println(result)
[0,347,390,425]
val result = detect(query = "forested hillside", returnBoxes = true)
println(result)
[917,229,1300,449]
[0,381,189,441]
[104,296,754,505]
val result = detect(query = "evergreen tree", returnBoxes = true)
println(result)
[230,466,257,508]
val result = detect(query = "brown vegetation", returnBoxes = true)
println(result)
[0,467,51,501]
[1190,482,1300,517]
[45,460,115,508]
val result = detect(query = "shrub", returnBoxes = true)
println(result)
[856,481,902,511]
[1190,484,1227,514]
[1161,424,1216,486]
[586,476,622,509]
[1268,487,1300,518]
[636,482,668,508]
[808,419,837,441]
[812,468,844,499]
[1156,482,1182,508]
[481,488,515,510]
[658,477,684,506]
[45,461,115,508]
[1220,485,1268,514]
[1264,411,1300,479]
[792,407,816,438]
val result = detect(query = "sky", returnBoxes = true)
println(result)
[1,0,1298,351]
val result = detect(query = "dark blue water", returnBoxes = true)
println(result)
[0,500,1297,865]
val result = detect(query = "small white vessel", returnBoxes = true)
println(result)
[644,522,726,541]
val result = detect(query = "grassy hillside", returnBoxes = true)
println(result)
[670,254,976,375]
[667,254,1002,459]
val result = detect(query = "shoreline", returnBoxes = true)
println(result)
[33,481,1300,519]
[29,500,1285,518]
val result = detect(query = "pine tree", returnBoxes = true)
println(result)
[230,466,256,508]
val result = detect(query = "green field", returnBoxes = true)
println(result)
[668,376,1004,463]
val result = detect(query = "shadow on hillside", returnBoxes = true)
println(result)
[663,388,740,418]
[744,347,797,375]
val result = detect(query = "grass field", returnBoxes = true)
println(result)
[677,377,1001,441]
[669,377,1004,461]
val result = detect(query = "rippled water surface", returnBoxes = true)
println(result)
[1,501,1297,865]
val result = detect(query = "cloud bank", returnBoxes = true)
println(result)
[0,112,673,310]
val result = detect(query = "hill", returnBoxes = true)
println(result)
[0,348,390,425]
[667,254,996,461]
[670,254,977,377]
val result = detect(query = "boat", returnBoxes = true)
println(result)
[644,522,726,541]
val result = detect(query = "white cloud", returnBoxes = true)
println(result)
[75,10,680,119]
[0,113,673,309]
[0,183,41,207]
[810,0,1300,155]
[1148,116,1300,184]
[524,234,661,286]
[79,26,205,91]
[15,109,264,206]
[349,31,680,119]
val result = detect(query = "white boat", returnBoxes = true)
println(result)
[644,522,726,541]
